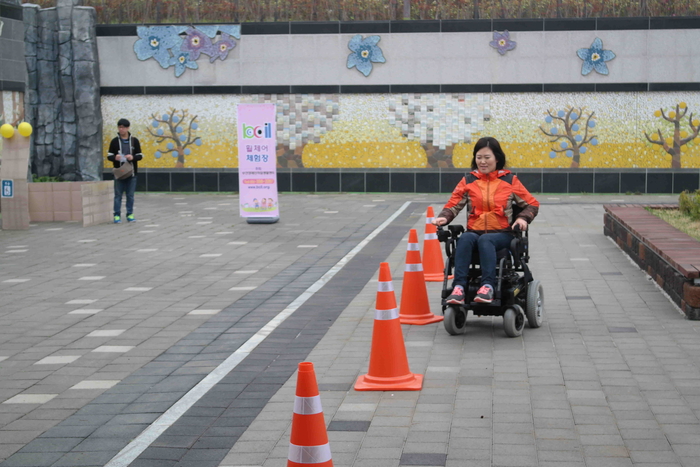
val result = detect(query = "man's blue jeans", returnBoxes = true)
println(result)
[453,231,514,289]
[114,175,137,216]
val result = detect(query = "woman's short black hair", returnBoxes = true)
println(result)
[117,118,130,128]
[471,136,506,170]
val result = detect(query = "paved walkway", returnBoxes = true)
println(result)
[1,192,699,467]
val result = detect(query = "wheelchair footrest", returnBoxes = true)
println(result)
[470,299,502,308]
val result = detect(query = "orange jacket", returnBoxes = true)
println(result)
[438,169,539,233]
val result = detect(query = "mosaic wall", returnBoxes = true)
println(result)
[0,90,25,159]
[101,91,700,170]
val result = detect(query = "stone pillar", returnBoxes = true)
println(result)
[23,3,39,165]
[22,0,102,181]
[0,134,31,230]
[73,6,102,180]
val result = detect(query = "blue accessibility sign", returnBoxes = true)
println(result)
[1,180,13,198]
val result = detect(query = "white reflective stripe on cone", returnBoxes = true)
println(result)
[293,395,323,415]
[288,443,332,464]
[426,217,435,223]
[375,307,399,320]
[407,243,420,251]
[404,263,423,272]
[377,281,394,292]
[424,233,438,240]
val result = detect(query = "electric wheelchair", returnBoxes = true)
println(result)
[436,218,544,337]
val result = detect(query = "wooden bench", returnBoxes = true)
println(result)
[604,204,700,320]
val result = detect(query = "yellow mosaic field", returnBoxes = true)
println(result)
[101,92,700,169]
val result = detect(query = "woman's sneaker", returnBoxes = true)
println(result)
[474,285,494,303]
[446,285,465,305]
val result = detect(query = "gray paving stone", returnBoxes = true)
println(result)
[2,194,699,467]
[130,460,176,467]
[329,421,371,432]
[583,459,634,467]
[140,447,187,461]
[17,437,83,453]
[538,450,584,462]
[0,452,64,467]
[399,452,447,466]
[50,450,118,467]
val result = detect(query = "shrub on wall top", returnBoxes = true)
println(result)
[32,174,63,183]
[21,0,700,23]
[679,190,700,221]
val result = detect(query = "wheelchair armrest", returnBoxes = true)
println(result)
[509,229,530,268]
[509,237,522,268]
[520,234,529,262]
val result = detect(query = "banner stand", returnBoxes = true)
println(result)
[237,103,280,223]
[246,216,279,224]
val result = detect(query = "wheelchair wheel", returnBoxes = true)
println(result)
[525,280,544,328]
[444,306,467,335]
[503,305,525,337]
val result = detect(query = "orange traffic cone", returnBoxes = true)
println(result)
[399,229,444,325]
[288,362,333,467]
[423,206,450,282]
[355,263,423,391]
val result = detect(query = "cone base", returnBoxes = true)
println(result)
[288,461,333,467]
[399,313,444,325]
[424,273,452,282]
[354,373,423,391]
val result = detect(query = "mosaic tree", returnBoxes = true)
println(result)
[148,108,202,168]
[389,93,491,168]
[539,106,597,168]
[644,102,700,169]
[247,94,339,168]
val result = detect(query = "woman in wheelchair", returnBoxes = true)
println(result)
[432,136,539,305]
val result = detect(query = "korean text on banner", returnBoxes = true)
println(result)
[237,104,279,218]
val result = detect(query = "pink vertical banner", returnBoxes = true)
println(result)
[237,104,279,219]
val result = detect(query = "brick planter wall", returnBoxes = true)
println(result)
[604,204,700,320]
[28,181,113,227]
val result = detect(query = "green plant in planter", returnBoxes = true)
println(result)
[679,190,700,221]
[32,175,63,183]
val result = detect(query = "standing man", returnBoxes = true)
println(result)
[107,118,143,223]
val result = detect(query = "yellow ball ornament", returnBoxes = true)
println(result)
[681,131,689,138]
[680,102,687,109]
[0,123,14,139]
[650,134,659,141]
[668,111,676,119]
[693,119,700,127]
[18,122,33,137]
[665,137,674,146]
[654,110,662,118]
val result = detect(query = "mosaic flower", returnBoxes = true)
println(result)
[194,25,219,39]
[180,28,216,60]
[169,51,198,77]
[134,26,182,68]
[347,35,386,77]
[489,30,516,56]
[219,25,241,39]
[577,37,616,76]
[210,33,236,63]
